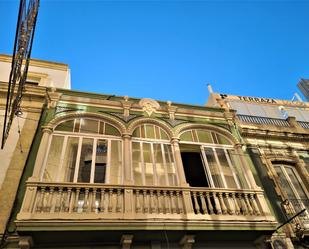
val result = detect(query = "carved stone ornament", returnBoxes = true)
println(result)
[138,98,160,116]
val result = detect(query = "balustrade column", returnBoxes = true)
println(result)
[31,127,53,180]
[171,138,189,187]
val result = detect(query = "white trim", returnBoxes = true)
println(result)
[180,140,234,149]
[73,137,83,182]
[40,134,54,181]
[201,147,215,188]
[56,135,68,181]
[90,139,97,183]
[150,143,157,185]
[224,148,241,189]
[212,147,227,188]
[106,139,111,184]
[140,142,146,185]
[161,143,169,186]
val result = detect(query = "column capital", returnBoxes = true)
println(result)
[122,133,132,139]
[171,137,180,144]
[41,126,53,134]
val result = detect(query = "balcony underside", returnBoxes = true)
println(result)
[15,229,275,249]
[16,218,277,232]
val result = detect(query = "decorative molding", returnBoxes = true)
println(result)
[55,105,83,115]
[121,96,133,117]
[174,123,239,144]
[127,117,174,138]
[120,235,133,249]
[179,235,195,249]
[160,117,188,127]
[18,236,33,249]
[138,98,160,116]
[47,88,62,108]
[167,101,177,120]
[109,112,141,123]
[47,111,127,133]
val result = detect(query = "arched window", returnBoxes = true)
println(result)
[131,124,177,186]
[179,129,248,189]
[274,163,309,212]
[42,118,122,184]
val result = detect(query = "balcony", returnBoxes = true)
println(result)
[283,198,309,234]
[16,181,276,231]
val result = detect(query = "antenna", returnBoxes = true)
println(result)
[291,93,303,102]
[207,83,214,93]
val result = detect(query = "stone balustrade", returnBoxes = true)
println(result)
[17,181,275,225]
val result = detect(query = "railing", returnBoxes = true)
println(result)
[17,182,275,224]
[298,121,309,129]
[283,198,309,229]
[190,189,261,216]
[237,115,290,127]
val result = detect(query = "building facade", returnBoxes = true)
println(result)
[207,92,309,249]
[5,88,278,248]
[297,79,309,102]
[0,54,71,247]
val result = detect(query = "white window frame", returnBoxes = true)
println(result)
[274,164,309,200]
[180,140,247,189]
[131,137,178,186]
[41,130,122,184]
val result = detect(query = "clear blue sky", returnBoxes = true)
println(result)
[1,0,309,105]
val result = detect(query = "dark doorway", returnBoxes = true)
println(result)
[180,144,209,187]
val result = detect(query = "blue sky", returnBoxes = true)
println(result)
[1,0,309,105]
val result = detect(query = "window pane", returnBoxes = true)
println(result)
[80,119,98,134]
[216,134,231,145]
[78,138,94,182]
[143,143,154,185]
[180,131,193,142]
[153,144,165,186]
[145,125,155,139]
[60,137,79,182]
[227,150,249,189]
[43,136,64,181]
[275,166,297,200]
[132,127,140,138]
[141,125,146,138]
[105,123,120,136]
[132,142,142,185]
[55,120,74,132]
[204,148,224,188]
[110,140,122,184]
[164,144,177,186]
[160,129,169,140]
[216,148,237,188]
[94,140,107,183]
[285,167,307,199]
[197,130,212,143]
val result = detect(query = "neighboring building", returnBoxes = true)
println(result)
[207,92,309,249]
[297,79,309,101]
[7,87,277,248]
[0,54,71,247]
